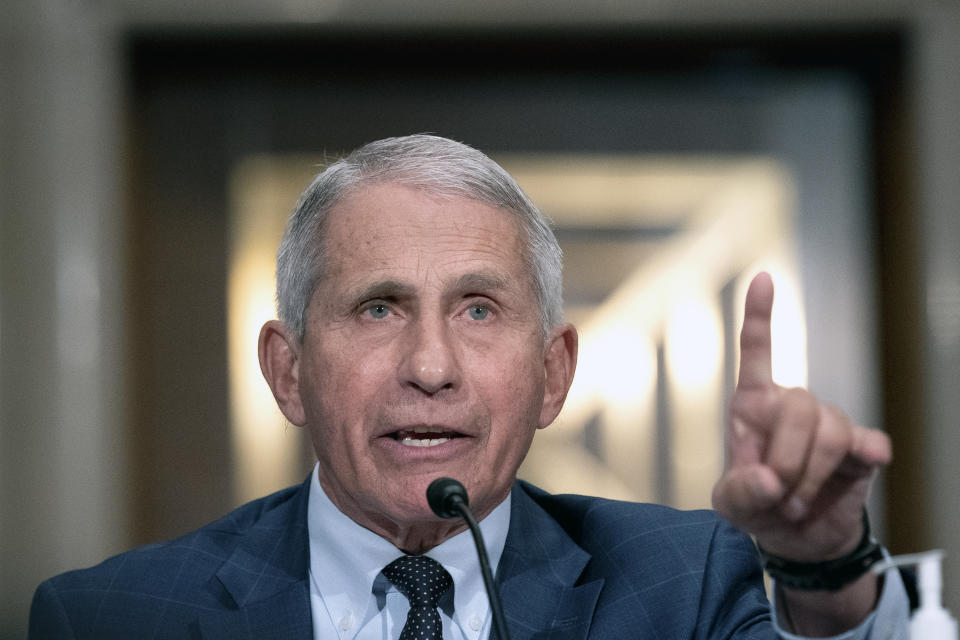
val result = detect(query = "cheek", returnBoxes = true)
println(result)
[480,352,546,428]
[300,351,355,422]
[303,346,398,434]
[313,340,383,391]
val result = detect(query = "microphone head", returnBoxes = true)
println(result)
[427,477,469,519]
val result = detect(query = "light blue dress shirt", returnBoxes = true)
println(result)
[307,465,510,640]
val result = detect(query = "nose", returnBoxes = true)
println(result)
[400,316,460,395]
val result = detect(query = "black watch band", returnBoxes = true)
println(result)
[758,509,885,591]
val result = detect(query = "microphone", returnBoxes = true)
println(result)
[427,478,512,640]
[426,476,469,518]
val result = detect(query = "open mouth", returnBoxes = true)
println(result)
[389,426,465,448]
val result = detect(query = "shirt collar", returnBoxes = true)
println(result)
[307,463,511,632]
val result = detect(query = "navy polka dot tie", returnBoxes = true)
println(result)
[383,555,452,640]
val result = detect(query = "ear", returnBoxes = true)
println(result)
[258,320,307,426]
[538,323,578,429]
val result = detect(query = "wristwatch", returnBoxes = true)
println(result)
[757,509,885,591]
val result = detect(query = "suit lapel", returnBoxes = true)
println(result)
[195,477,605,639]
[497,483,603,640]
[197,476,314,640]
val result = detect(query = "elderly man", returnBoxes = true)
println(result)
[30,135,909,639]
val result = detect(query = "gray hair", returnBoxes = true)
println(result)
[276,134,564,340]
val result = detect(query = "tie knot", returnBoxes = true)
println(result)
[383,555,452,608]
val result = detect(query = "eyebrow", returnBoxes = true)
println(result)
[348,280,416,303]
[347,273,511,305]
[453,272,510,295]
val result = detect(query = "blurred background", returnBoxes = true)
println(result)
[2,0,959,636]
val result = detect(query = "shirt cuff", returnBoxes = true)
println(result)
[771,559,911,640]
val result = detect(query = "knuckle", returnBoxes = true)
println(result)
[766,444,806,484]
[711,482,747,524]
[818,417,853,458]
[823,402,850,422]
[771,458,805,488]
[730,387,780,425]
[781,387,819,419]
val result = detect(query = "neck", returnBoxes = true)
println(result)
[351,498,507,553]
[376,518,470,554]
[318,480,508,553]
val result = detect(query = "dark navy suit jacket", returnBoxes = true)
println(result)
[29,477,772,639]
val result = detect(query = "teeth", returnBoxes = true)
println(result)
[400,437,451,447]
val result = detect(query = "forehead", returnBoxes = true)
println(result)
[321,182,528,283]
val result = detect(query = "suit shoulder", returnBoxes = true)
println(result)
[516,479,725,546]
[510,481,769,637]
[30,481,308,636]
[513,480,760,580]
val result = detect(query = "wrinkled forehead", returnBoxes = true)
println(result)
[319,180,531,262]
[330,182,522,252]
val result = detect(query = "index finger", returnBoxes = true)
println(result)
[738,272,775,390]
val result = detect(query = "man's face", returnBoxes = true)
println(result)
[288,182,571,540]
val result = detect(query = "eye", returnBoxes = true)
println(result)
[366,303,390,320]
[468,304,489,320]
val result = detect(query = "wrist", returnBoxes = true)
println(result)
[758,508,884,591]
[775,571,882,636]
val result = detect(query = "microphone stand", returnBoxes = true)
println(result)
[427,478,512,640]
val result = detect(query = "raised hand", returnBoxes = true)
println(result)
[711,272,892,563]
